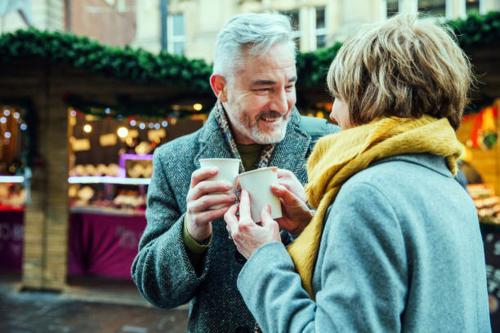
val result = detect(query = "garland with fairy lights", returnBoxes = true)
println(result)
[0,12,498,119]
[0,12,499,169]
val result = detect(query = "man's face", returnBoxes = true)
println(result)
[222,43,297,145]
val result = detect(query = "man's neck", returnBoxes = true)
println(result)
[236,143,263,171]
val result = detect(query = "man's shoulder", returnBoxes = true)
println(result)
[296,116,340,151]
[298,116,340,149]
[298,116,340,137]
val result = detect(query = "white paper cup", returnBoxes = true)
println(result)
[199,158,240,209]
[238,167,282,222]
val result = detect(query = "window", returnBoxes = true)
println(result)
[466,0,480,15]
[280,10,301,49]
[315,7,327,49]
[418,0,446,17]
[167,14,185,55]
[387,0,399,17]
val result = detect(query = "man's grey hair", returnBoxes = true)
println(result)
[213,13,296,81]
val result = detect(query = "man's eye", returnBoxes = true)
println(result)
[285,85,294,91]
[254,88,271,92]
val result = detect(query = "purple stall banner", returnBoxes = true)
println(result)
[68,211,146,279]
[0,210,24,273]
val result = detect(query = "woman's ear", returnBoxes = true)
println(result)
[210,74,228,102]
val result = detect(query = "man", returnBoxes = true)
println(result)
[132,13,338,333]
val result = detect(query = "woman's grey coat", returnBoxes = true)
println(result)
[238,154,491,332]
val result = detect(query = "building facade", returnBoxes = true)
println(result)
[0,0,65,33]
[66,0,137,47]
[0,0,137,47]
[1,0,499,59]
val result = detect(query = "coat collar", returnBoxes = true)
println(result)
[194,106,311,173]
[374,153,453,178]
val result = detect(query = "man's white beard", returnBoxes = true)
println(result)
[248,124,287,144]
[232,119,288,144]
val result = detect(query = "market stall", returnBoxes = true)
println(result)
[457,100,500,330]
[0,105,28,275]
[0,100,207,280]
[65,106,206,279]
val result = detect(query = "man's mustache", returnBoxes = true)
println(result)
[257,111,284,121]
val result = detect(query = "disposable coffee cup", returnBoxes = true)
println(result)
[238,167,282,222]
[199,158,240,209]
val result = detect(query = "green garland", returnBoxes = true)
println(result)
[296,42,343,91]
[0,12,498,169]
[0,29,213,93]
[296,11,500,91]
[0,11,498,114]
[447,11,500,48]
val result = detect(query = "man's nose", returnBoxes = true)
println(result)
[272,88,288,113]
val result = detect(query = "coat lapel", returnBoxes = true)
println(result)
[193,110,237,168]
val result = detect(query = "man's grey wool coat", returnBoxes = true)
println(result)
[131,108,337,333]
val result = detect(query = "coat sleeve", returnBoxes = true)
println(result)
[131,149,210,309]
[237,182,407,333]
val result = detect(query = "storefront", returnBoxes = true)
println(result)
[0,97,208,281]
[0,32,214,289]
[0,105,28,275]
[66,106,205,280]
[450,39,500,328]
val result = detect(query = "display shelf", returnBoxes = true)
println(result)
[70,206,145,216]
[1,176,152,185]
[68,176,150,185]
[0,176,24,183]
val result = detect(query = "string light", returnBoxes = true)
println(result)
[105,107,111,115]
[0,117,6,124]
[130,120,137,127]
[154,123,160,130]
[139,123,146,130]
[20,123,28,131]
[193,103,203,111]
[3,109,10,116]
[4,131,11,139]
[13,112,20,119]
[83,124,93,133]
[148,123,154,129]
[70,110,77,117]
[117,126,129,138]
[161,121,168,127]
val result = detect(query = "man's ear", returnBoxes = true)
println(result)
[210,74,228,102]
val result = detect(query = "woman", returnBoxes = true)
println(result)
[224,14,490,332]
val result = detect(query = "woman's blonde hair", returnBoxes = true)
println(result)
[327,14,473,129]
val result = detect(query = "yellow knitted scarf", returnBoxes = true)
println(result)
[287,115,463,297]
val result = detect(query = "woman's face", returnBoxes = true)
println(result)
[330,98,352,129]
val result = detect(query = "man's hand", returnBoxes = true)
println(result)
[224,190,281,259]
[186,167,237,242]
[271,168,313,235]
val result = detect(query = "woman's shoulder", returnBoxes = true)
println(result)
[343,153,453,193]
[328,153,474,231]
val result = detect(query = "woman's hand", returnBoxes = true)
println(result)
[224,190,281,259]
[271,168,314,235]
